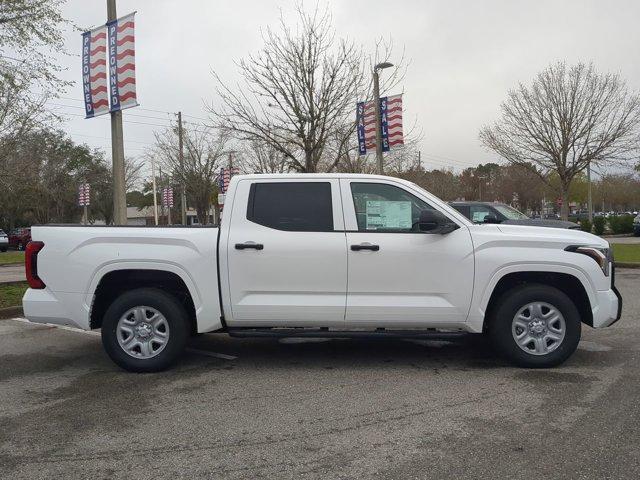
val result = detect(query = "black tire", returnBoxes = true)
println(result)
[488,284,581,368]
[0,247,6,252]
[101,288,190,372]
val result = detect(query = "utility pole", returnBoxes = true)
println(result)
[587,160,593,223]
[417,151,422,170]
[107,0,127,225]
[372,62,393,175]
[178,111,187,225]
[150,154,159,226]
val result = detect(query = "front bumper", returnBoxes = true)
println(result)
[591,263,622,328]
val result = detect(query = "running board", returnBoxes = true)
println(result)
[227,328,467,340]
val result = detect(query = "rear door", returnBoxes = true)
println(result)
[341,179,475,328]
[224,178,347,326]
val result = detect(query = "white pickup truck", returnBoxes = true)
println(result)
[22,174,622,371]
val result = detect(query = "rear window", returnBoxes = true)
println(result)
[246,182,334,232]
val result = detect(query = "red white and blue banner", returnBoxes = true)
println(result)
[162,187,174,208]
[217,167,240,194]
[81,26,109,118]
[78,183,91,206]
[356,94,404,156]
[107,12,138,112]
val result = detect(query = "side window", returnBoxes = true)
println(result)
[470,205,493,223]
[350,182,434,232]
[247,182,334,232]
[452,205,470,220]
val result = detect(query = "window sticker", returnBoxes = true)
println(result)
[472,211,489,223]
[365,200,412,230]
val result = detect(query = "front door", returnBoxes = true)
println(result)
[340,179,475,328]
[225,178,347,326]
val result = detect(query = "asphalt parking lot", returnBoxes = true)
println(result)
[1,269,639,479]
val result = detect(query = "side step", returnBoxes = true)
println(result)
[227,328,468,340]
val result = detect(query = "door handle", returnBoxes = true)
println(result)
[351,243,379,252]
[235,242,264,250]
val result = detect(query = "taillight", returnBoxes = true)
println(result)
[25,241,46,289]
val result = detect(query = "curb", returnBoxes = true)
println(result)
[0,280,27,287]
[615,262,640,269]
[0,263,23,268]
[0,306,23,319]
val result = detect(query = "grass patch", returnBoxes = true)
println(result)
[612,244,640,264]
[0,251,24,265]
[0,282,28,308]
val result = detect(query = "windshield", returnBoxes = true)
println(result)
[493,204,529,220]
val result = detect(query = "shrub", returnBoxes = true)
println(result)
[593,216,606,235]
[608,215,634,235]
[579,219,592,233]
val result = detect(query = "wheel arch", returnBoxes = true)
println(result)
[88,267,199,334]
[482,270,594,330]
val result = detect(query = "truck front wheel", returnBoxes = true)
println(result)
[489,284,581,368]
[101,288,190,372]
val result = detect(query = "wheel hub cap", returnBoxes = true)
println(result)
[511,302,566,356]
[116,306,170,359]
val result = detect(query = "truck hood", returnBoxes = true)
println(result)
[468,223,609,249]
[497,224,608,247]
[501,219,580,229]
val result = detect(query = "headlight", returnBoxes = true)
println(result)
[565,245,611,276]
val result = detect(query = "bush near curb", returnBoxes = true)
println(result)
[580,219,592,233]
[593,216,606,235]
[608,215,634,235]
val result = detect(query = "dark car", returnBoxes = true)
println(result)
[634,213,640,236]
[0,229,8,252]
[8,227,31,250]
[450,202,580,230]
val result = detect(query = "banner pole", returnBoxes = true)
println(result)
[107,0,127,225]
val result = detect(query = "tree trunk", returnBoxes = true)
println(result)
[560,186,570,221]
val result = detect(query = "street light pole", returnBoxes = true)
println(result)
[587,160,593,223]
[107,0,127,225]
[372,62,393,175]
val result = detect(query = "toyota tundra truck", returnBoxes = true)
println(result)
[22,174,622,372]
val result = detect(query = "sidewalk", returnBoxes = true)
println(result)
[0,264,26,283]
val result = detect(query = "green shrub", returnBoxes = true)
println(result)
[608,215,634,234]
[593,216,606,235]
[579,219,592,233]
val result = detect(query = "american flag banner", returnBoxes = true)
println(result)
[217,167,240,194]
[78,183,91,206]
[162,187,174,208]
[107,12,138,112]
[81,26,109,118]
[356,94,404,156]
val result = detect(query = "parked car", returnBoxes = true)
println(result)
[0,229,8,252]
[634,213,640,236]
[23,174,621,372]
[450,201,580,229]
[8,228,31,250]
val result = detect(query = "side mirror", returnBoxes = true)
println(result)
[418,210,458,234]
[483,214,501,224]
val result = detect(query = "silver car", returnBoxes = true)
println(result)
[0,229,8,252]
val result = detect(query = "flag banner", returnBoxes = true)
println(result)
[107,12,138,112]
[356,102,366,155]
[81,26,109,118]
[78,183,90,206]
[356,94,404,155]
[162,187,174,208]
[217,167,240,194]
[384,94,404,151]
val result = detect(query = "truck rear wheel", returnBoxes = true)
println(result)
[101,288,190,372]
[489,284,581,368]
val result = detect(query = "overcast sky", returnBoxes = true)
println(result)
[53,0,640,173]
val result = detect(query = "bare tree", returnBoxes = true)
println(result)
[209,3,405,173]
[240,138,290,173]
[152,124,228,224]
[480,62,640,219]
